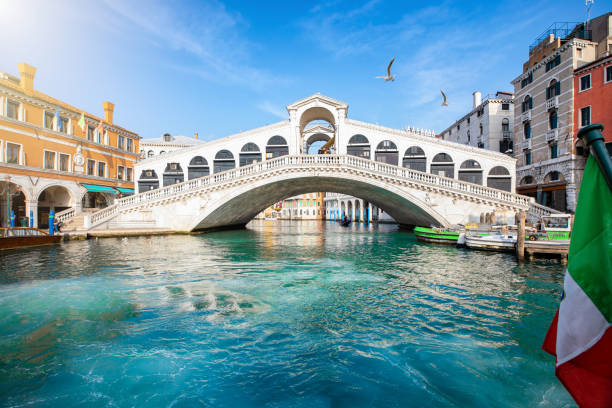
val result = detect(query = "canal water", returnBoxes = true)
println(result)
[0,221,574,407]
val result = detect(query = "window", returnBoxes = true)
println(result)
[5,143,20,164]
[525,151,531,165]
[577,48,583,58]
[98,162,106,177]
[44,111,54,129]
[479,124,483,135]
[126,168,133,181]
[58,117,69,133]
[606,65,612,83]
[87,159,95,176]
[118,135,125,150]
[546,80,560,99]
[580,74,591,91]
[44,151,56,169]
[117,165,124,180]
[521,96,532,112]
[580,106,591,127]
[87,126,95,141]
[59,153,70,171]
[163,133,172,142]
[97,129,103,144]
[545,54,561,72]
[467,130,470,142]
[502,118,509,132]
[521,72,533,88]
[549,110,558,129]
[6,100,19,120]
[467,117,470,124]
[524,122,531,139]
[550,143,558,159]
[127,138,134,152]
[502,103,509,111]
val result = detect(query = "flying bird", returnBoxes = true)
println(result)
[440,90,453,106]
[376,57,396,82]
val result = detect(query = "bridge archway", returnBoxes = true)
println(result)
[239,143,262,166]
[458,160,483,185]
[374,140,398,165]
[402,146,426,171]
[214,150,235,173]
[347,135,370,159]
[431,153,454,178]
[487,166,511,192]
[305,132,331,154]
[188,172,449,231]
[188,156,209,180]
[266,136,289,159]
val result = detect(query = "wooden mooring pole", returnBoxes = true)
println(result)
[516,210,525,262]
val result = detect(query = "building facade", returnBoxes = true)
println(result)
[140,133,203,159]
[0,63,140,228]
[573,54,612,154]
[324,193,395,224]
[439,91,515,156]
[511,16,611,212]
[280,193,325,220]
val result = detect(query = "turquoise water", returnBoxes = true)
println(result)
[0,221,574,407]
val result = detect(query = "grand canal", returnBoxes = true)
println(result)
[0,221,573,407]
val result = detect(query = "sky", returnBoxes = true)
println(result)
[0,0,607,141]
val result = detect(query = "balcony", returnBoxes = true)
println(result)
[521,139,532,150]
[546,129,558,143]
[502,131,513,140]
[521,111,531,122]
[546,96,559,110]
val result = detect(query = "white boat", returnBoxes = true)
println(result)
[464,233,516,252]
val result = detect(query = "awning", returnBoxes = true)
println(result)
[81,184,118,194]
[116,188,134,195]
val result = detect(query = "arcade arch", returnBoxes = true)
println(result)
[214,150,235,173]
[266,136,289,159]
[138,170,159,191]
[37,185,73,228]
[458,160,483,185]
[431,153,454,178]
[402,146,426,172]
[487,166,511,192]
[374,140,398,165]
[239,143,262,166]
[347,135,370,159]
[163,163,185,186]
[188,156,210,180]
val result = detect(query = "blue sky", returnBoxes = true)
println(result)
[1,0,607,140]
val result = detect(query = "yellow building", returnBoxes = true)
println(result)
[0,63,140,228]
[280,192,326,220]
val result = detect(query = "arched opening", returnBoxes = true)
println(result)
[402,146,426,172]
[266,136,289,159]
[239,143,262,166]
[147,150,154,158]
[458,160,483,185]
[188,156,210,180]
[375,140,398,165]
[487,166,511,192]
[347,134,370,159]
[214,150,236,173]
[354,200,361,222]
[541,171,566,212]
[163,163,185,186]
[0,181,26,227]
[430,153,454,178]
[347,200,353,221]
[305,133,331,154]
[520,175,535,185]
[549,109,558,130]
[138,170,159,192]
[81,192,111,209]
[37,185,73,229]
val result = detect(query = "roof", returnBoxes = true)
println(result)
[140,135,204,146]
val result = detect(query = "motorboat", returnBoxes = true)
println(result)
[414,227,461,245]
[464,233,516,252]
[0,227,62,250]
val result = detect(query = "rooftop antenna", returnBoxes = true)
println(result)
[585,0,594,38]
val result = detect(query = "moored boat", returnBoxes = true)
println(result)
[0,227,62,250]
[464,233,516,252]
[413,227,461,245]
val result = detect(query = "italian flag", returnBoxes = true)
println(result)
[542,156,612,407]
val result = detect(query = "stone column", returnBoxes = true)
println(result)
[0,198,7,227]
[566,183,577,212]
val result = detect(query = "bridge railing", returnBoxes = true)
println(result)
[90,154,533,227]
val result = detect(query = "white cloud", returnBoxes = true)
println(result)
[257,101,287,120]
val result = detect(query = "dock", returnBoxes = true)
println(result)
[524,240,569,264]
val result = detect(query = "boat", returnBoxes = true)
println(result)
[0,227,62,250]
[414,227,461,245]
[528,214,572,241]
[464,233,516,252]
[340,218,351,227]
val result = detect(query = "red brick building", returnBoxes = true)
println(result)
[574,54,612,155]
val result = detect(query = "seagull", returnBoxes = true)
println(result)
[440,90,453,106]
[376,57,396,82]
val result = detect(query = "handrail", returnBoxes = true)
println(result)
[90,154,534,228]
[55,207,77,222]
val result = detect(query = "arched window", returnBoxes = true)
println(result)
[520,175,535,185]
[430,153,454,178]
[374,140,398,165]
[549,110,558,129]
[163,162,184,186]
[467,130,471,142]
[138,169,159,192]
[458,160,483,185]
[522,95,532,112]
[487,166,511,191]
[347,134,370,159]
[188,156,209,180]
[502,118,509,132]
[240,142,262,166]
[402,146,426,172]
[544,171,564,183]
[546,79,560,99]
[147,150,154,158]
[266,136,288,159]
[524,122,531,139]
[479,124,483,136]
[213,150,235,173]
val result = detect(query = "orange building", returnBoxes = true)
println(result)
[0,63,140,228]
[574,54,612,152]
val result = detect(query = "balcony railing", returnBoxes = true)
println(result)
[521,139,532,150]
[546,96,559,110]
[502,131,513,140]
[521,111,531,122]
[546,129,558,143]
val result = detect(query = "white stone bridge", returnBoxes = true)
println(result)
[84,94,556,232]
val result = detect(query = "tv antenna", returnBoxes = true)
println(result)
[585,0,594,38]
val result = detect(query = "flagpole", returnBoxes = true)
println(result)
[578,123,612,193]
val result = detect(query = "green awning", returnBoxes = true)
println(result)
[116,188,134,195]
[81,184,118,194]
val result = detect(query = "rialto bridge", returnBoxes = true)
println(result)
[84,94,555,232]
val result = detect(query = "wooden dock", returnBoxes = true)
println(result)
[524,240,569,264]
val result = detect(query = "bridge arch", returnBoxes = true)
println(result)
[402,146,426,172]
[187,171,450,231]
[214,150,235,173]
[239,143,262,166]
[266,136,289,159]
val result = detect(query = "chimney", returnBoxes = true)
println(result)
[102,101,114,124]
[18,63,36,91]
[472,91,482,108]
[194,132,198,140]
